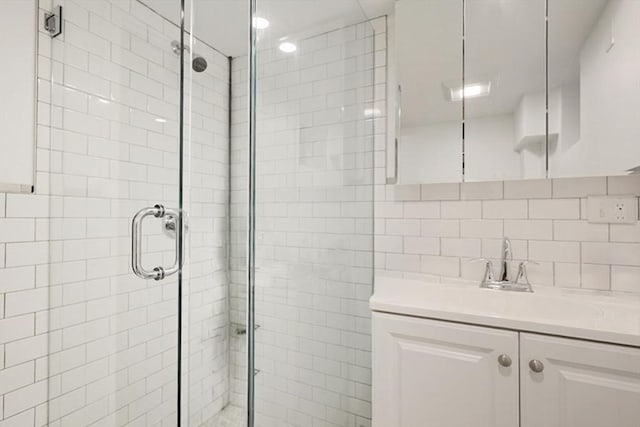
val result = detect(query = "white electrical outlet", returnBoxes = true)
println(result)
[587,196,638,224]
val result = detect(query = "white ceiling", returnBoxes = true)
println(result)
[142,0,393,57]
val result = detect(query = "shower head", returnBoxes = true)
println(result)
[170,40,207,73]
[192,56,208,73]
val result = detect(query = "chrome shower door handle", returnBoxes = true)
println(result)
[131,204,181,281]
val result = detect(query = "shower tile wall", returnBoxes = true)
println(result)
[230,17,386,427]
[0,1,229,426]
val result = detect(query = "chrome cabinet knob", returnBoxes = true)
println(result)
[497,354,512,367]
[529,359,544,373]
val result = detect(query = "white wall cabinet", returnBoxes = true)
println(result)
[0,0,38,193]
[373,312,640,427]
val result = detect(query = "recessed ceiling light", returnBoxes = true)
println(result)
[253,17,269,30]
[155,118,167,123]
[279,42,297,53]
[446,81,492,102]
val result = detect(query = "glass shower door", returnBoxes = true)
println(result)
[242,1,379,425]
[47,1,185,425]
[180,1,238,425]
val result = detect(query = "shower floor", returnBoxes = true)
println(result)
[202,405,245,427]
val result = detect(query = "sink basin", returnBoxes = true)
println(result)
[370,276,640,347]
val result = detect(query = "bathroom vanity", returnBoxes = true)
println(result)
[371,276,640,427]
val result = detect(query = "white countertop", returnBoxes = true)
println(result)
[370,276,640,347]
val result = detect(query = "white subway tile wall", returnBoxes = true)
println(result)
[0,1,229,426]
[229,17,385,427]
[376,177,640,292]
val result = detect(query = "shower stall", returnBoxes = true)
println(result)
[42,0,383,425]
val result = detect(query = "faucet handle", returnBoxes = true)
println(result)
[470,257,493,266]
[470,258,495,282]
[517,260,539,270]
[515,261,538,291]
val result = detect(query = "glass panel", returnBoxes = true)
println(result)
[47,1,183,424]
[182,0,245,425]
[248,1,377,425]
[465,0,547,181]
[396,0,463,184]
[548,0,640,178]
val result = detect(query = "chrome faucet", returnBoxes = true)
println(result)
[498,236,512,282]
[471,237,535,292]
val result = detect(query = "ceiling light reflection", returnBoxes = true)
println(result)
[253,17,270,30]
[279,42,297,53]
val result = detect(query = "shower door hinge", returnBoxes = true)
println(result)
[44,6,63,38]
[234,323,261,335]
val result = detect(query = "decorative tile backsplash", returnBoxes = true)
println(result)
[375,176,640,293]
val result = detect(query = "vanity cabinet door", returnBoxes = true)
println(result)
[372,313,519,427]
[520,333,640,427]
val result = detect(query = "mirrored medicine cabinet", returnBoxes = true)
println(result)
[387,0,640,185]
